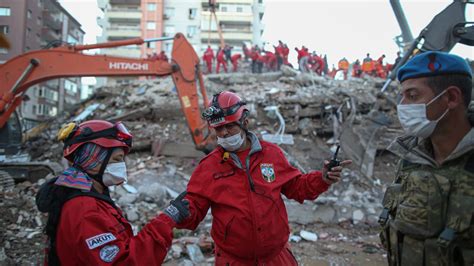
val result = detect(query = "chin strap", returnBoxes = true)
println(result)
[86,149,114,189]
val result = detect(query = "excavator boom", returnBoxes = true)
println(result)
[0,33,213,155]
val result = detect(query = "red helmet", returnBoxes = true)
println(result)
[59,120,132,161]
[202,91,248,128]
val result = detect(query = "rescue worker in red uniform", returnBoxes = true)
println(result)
[231,53,242,72]
[36,120,189,265]
[295,46,310,72]
[216,48,228,74]
[156,51,168,62]
[283,44,290,66]
[203,45,215,74]
[274,40,285,69]
[178,91,352,265]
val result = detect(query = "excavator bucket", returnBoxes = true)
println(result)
[0,33,10,49]
[421,1,466,52]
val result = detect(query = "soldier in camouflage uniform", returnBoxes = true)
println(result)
[379,51,474,266]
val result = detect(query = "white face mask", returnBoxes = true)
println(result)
[103,162,128,186]
[217,132,245,151]
[397,90,449,138]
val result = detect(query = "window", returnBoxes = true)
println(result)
[0,48,7,54]
[165,43,173,53]
[164,25,175,36]
[37,87,44,97]
[164,7,174,19]
[187,26,197,38]
[32,105,37,115]
[148,41,156,49]
[0,7,11,16]
[236,7,243,12]
[259,0,263,3]
[147,3,156,11]
[221,6,227,12]
[146,21,156,30]
[37,16,42,25]
[188,8,197,20]
[26,28,31,37]
[0,25,8,34]
[65,80,78,93]
[67,35,78,44]
[27,10,32,19]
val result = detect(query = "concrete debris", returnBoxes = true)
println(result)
[300,230,318,242]
[6,70,410,264]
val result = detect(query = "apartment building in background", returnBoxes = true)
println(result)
[200,0,264,54]
[0,0,84,129]
[97,0,264,84]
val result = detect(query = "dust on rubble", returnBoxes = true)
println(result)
[2,68,404,265]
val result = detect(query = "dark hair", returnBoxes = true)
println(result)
[425,74,472,108]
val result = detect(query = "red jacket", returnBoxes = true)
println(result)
[217,50,226,62]
[55,196,174,265]
[231,53,242,63]
[178,133,330,262]
[275,45,284,57]
[203,48,214,62]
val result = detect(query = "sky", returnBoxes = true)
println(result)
[59,0,473,83]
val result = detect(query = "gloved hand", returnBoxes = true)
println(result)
[163,191,190,224]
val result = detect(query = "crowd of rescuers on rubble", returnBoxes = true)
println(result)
[148,40,402,80]
[34,51,474,265]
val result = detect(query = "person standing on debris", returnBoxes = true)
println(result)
[379,51,474,266]
[337,57,350,80]
[362,53,374,76]
[274,40,285,69]
[352,59,362,78]
[216,48,228,74]
[394,51,402,68]
[177,91,352,265]
[295,46,310,72]
[36,120,189,265]
[156,51,168,62]
[231,53,242,72]
[203,45,215,74]
[250,45,260,73]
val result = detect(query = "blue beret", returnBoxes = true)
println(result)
[397,51,472,82]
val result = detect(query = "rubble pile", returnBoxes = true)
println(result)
[5,70,408,264]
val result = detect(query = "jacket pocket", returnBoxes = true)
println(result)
[394,170,448,238]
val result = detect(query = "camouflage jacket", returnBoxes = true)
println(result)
[380,128,474,266]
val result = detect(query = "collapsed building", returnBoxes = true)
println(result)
[1,63,473,265]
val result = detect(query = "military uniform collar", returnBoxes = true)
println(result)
[388,128,474,167]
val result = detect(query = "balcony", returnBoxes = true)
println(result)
[107,26,141,38]
[42,28,62,43]
[42,10,62,31]
[202,11,253,23]
[201,31,252,41]
[107,8,141,23]
[101,48,141,58]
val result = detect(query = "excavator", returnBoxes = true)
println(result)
[0,33,213,184]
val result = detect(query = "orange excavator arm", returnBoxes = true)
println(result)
[0,33,213,152]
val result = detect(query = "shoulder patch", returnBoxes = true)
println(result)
[99,245,120,263]
[465,153,474,174]
[86,233,117,250]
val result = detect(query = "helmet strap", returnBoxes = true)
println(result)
[87,149,113,190]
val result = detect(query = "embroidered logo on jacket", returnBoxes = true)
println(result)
[99,245,120,262]
[86,233,117,250]
[260,163,276,182]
